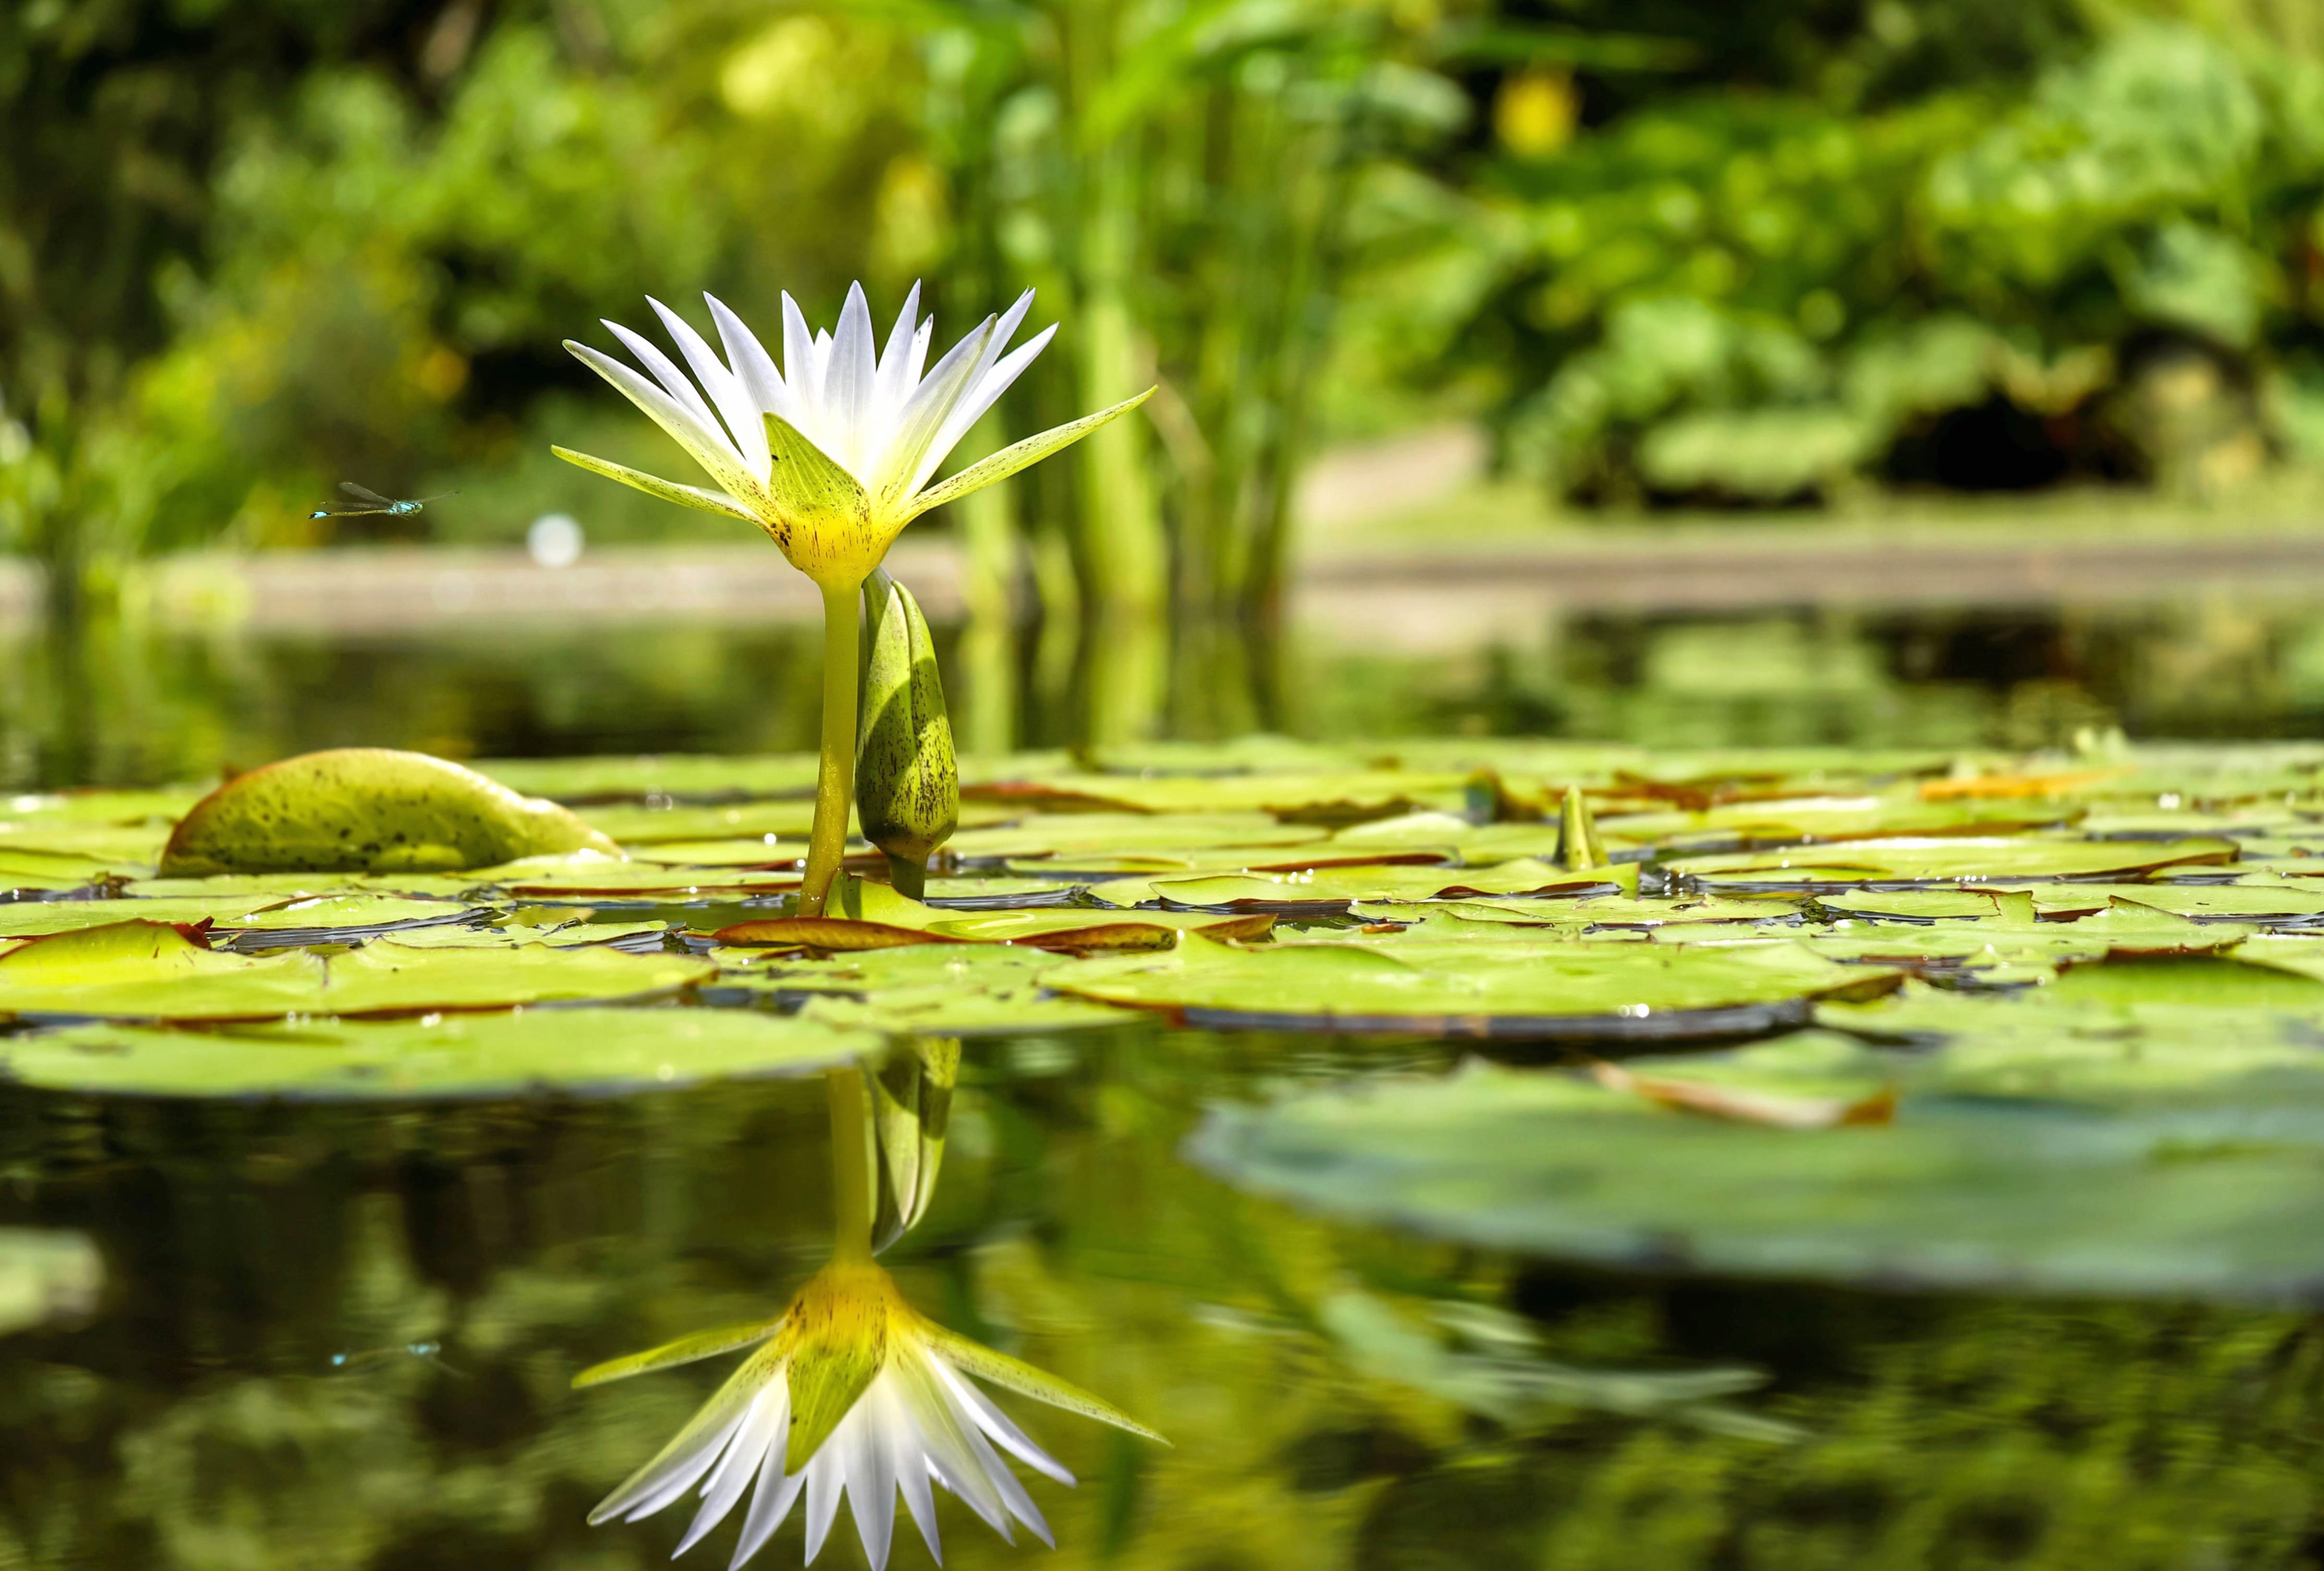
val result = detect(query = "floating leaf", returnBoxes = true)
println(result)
[0,1007,869,1099]
[1662,836,2238,892]
[0,920,713,1021]
[1188,1053,2324,1301]
[1099,858,1635,914]
[0,893,474,941]
[722,943,1138,1036]
[161,750,619,875]
[1052,933,1895,1038]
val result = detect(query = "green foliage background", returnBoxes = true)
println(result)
[7,0,2324,593]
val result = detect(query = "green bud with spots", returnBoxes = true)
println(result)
[856,569,958,899]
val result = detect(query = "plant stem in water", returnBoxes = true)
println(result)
[827,1066,874,1264]
[799,580,863,917]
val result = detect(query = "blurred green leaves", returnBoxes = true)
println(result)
[1428,16,2324,505]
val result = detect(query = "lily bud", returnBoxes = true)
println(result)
[870,1036,959,1254]
[1557,784,1608,871]
[857,568,958,898]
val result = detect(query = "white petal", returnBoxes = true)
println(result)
[907,318,933,387]
[729,1445,807,1570]
[802,1450,844,1565]
[588,1347,781,1526]
[676,1383,789,1555]
[895,1444,941,1564]
[650,297,770,478]
[959,1415,1053,1548]
[898,1353,1012,1540]
[874,284,923,405]
[914,324,1058,497]
[603,319,723,439]
[829,283,879,478]
[843,1388,900,1571]
[706,294,809,432]
[934,1358,1074,1486]
[566,341,759,508]
[873,314,998,501]
[910,291,1038,494]
[781,294,821,414]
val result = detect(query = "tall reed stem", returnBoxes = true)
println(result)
[798,580,861,917]
[827,1067,874,1264]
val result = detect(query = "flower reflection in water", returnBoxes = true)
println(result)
[578,1055,1163,1568]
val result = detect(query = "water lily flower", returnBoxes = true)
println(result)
[556,284,1151,915]
[556,283,1145,593]
[578,1258,1163,1570]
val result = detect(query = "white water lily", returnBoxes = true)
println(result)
[580,1260,1163,1570]
[557,283,1151,590]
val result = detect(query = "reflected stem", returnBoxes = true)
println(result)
[798,579,863,918]
[827,1066,874,1264]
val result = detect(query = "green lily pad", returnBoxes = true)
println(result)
[0,893,474,941]
[1187,1053,2324,1302]
[1099,858,1636,914]
[1371,894,1804,929]
[0,1007,871,1099]
[1661,836,2239,892]
[161,750,619,875]
[0,823,174,864]
[962,770,1474,824]
[711,877,1276,953]
[718,943,1138,1036]
[576,801,821,844]
[1050,932,1895,1038]
[473,754,824,803]
[471,854,801,898]
[1,788,203,825]
[0,920,714,1021]
[0,848,154,892]
[944,813,1331,864]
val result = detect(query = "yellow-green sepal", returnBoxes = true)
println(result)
[762,413,882,585]
[926,1323,1169,1443]
[785,1335,886,1470]
[550,446,757,522]
[902,387,1156,523]
[570,1315,788,1389]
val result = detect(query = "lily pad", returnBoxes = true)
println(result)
[0,920,714,1021]
[0,893,474,941]
[944,813,1331,864]
[1051,932,1895,1038]
[1098,858,1635,914]
[0,1007,871,1099]
[473,754,824,803]
[161,750,619,875]
[719,943,1138,1036]
[1187,1054,2324,1302]
[1660,836,2239,893]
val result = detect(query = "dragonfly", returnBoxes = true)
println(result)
[309,482,456,520]
[326,1341,467,1377]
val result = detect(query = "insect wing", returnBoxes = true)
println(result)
[340,482,396,505]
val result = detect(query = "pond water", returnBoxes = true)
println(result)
[7,606,2324,1569]
[8,593,2324,787]
[6,1028,2320,1569]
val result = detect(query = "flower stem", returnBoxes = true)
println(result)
[827,1066,874,1264]
[798,579,862,918]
